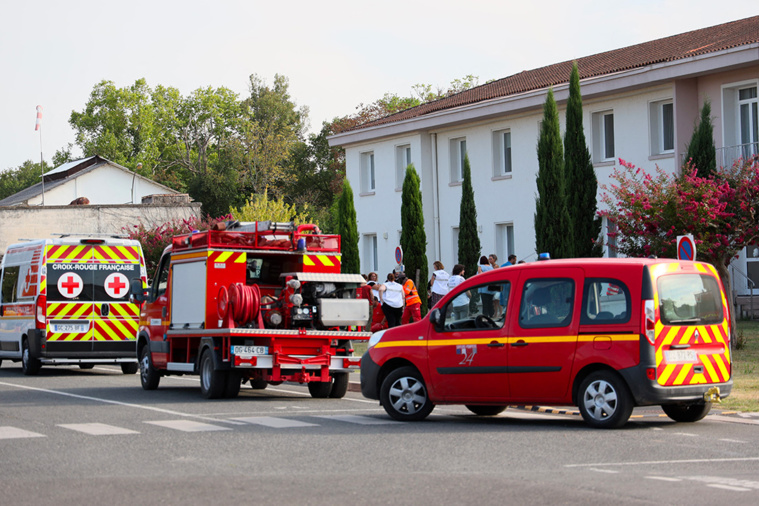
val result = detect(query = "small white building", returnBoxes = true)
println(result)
[329,15,759,296]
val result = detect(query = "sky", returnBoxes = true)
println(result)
[1,0,757,172]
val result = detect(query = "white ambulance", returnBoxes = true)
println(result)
[0,236,147,375]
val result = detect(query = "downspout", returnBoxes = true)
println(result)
[431,133,441,261]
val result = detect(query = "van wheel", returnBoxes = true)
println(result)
[224,371,242,398]
[466,405,507,416]
[329,372,349,398]
[578,371,633,429]
[662,402,712,423]
[308,380,332,398]
[139,346,160,390]
[121,363,138,375]
[21,338,41,376]
[380,366,434,421]
[199,349,225,399]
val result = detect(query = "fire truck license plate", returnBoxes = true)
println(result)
[51,323,89,333]
[232,346,268,356]
[664,349,697,363]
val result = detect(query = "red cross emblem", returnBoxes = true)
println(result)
[57,272,83,299]
[104,272,129,299]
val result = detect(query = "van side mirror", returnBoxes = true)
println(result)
[130,278,147,303]
[429,308,444,332]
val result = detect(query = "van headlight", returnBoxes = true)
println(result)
[368,329,386,349]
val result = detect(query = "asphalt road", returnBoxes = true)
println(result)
[1,361,758,505]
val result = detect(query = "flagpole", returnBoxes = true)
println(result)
[36,105,45,205]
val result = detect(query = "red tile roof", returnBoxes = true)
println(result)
[349,15,759,131]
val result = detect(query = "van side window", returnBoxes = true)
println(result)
[153,255,170,299]
[519,279,574,328]
[442,281,510,331]
[1,266,20,304]
[581,278,631,324]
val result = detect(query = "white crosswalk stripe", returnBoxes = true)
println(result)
[145,420,231,432]
[232,416,318,428]
[0,426,46,439]
[57,423,139,435]
[313,415,398,425]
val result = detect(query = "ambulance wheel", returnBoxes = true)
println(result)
[661,402,712,423]
[224,371,242,398]
[308,381,332,398]
[199,349,225,399]
[139,346,160,390]
[380,366,434,421]
[578,371,633,429]
[79,364,95,370]
[466,405,507,416]
[21,338,41,376]
[249,378,268,390]
[329,372,349,398]
[121,363,138,375]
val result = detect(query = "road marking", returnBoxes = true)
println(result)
[673,432,698,437]
[706,414,759,425]
[588,468,619,474]
[719,438,747,444]
[566,457,759,468]
[0,426,46,439]
[645,476,682,482]
[58,423,139,435]
[313,415,398,425]
[145,420,231,432]
[707,484,751,492]
[231,416,318,428]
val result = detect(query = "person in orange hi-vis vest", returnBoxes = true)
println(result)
[397,270,422,324]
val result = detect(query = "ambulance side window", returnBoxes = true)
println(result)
[153,255,170,300]
[1,266,20,304]
[581,278,631,324]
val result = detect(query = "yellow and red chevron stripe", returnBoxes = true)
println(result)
[302,254,341,273]
[99,302,139,319]
[47,302,93,319]
[93,245,141,263]
[208,250,246,263]
[94,318,138,341]
[46,327,91,342]
[655,323,731,386]
[46,244,91,262]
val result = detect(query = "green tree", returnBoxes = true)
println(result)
[336,179,360,274]
[0,160,51,201]
[684,100,717,179]
[400,165,429,314]
[230,187,317,225]
[535,88,573,258]
[458,153,481,283]
[564,63,602,257]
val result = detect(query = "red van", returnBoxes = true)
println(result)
[360,258,732,428]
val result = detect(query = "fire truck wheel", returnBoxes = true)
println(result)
[121,362,139,375]
[308,381,333,398]
[465,405,507,416]
[224,371,242,398]
[661,402,712,423]
[329,373,349,398]
[578,371,633,429]
[249,378,268,390]
[21,338,41,376]
[139,346,160,390]
[79,364,95,370]
[380,366,434,422]
[199,349,225,399]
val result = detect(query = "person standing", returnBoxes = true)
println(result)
[477,256,495,318]
[378,272,405,328]
[489,254,502,318]
[447,264,469,320]
[357,275,377,330]
[398,271,422,324]
[428,261,450,308]
[499,254,517,312]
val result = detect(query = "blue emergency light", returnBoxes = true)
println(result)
[538,252,551,261]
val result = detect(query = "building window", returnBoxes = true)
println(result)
[649,100,674,155]
[360,152,375,194]
[492,130,512,177]
[739,86,758,158]
[450,137,467,182]
[395,145,411,190]
[495,223,514,263]
[363,234,378,272]
[721,82,759,166]
[592,111,615,162]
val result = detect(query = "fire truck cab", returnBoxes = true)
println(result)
[133,221,370,399]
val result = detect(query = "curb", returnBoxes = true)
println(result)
[348,381,361,393]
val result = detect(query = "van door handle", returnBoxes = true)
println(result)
[511,340,528,347]
[488,341,505,348]
[670,344,691,349]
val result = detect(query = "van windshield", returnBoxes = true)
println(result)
[657,273,723,325]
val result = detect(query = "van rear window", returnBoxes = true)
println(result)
[657,274,723,325]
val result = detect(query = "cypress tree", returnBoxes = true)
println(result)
[400,164,429,314]
[564,63,602,257]
[535,87,573,259]
[458,153,481,286]
[336,179,360,274]
[684,100,717,178]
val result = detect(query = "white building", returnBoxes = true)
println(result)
[329,15,759,296]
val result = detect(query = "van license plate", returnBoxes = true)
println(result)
[664,349,697,363]
[51,323,89,333]
[232,346,268,356]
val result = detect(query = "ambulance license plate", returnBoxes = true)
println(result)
[664,349,697,363]
[51,323,89,333]
[232,345,268,356]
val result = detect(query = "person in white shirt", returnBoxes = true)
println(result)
[428,261,450,308]
[378,272,405,327]
[447,264,469,320]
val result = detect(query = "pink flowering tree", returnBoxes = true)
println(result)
[599,155,759,327]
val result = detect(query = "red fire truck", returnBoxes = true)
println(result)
[131,221,370,399]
